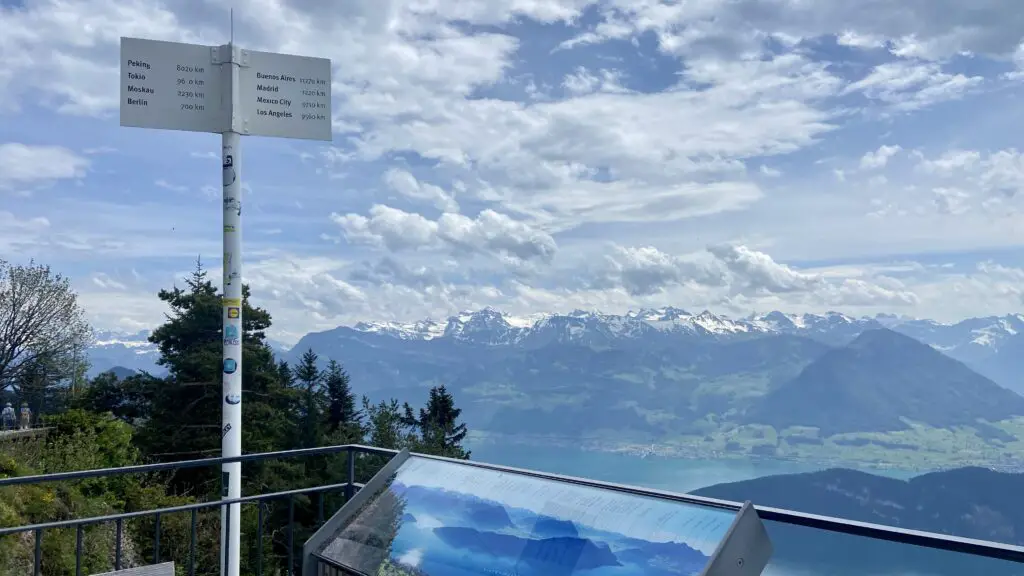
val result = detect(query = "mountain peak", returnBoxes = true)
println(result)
[749,325,1024,436]
[849,327,916,348]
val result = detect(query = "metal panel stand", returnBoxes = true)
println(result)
[302,450,411,576]
[701,501,774,576]
[92,562,175,576]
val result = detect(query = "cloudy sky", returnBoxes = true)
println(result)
[3,0,1024,343]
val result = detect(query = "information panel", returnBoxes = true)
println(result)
[120,37,226,133]
[238,49,332,141]
[311,456,754,576]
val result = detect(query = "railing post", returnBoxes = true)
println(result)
[75,525,83,576]
[189,509,197,576]
[345,446,355,501]
[256,500,264,576]
[115,518,123,570]
[317,491,324,525]
[33,528,42,576]
[224,504,232,576]
[154,512,162,563]
[288,495,295,576]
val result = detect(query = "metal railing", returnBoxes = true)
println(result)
[0,444,390,576]
[2,444,1024,576]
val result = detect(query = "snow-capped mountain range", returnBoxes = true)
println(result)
[87,307,1024,388]
[87,330,292,377]
[351,306,1024,353]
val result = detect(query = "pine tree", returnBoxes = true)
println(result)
[74,371,152,425]
[323,359,361,439]
[136,258,299,494]
[401,385,471,459]
[363,397,413,451]
[293,348,325,449]
[16,352,67,422]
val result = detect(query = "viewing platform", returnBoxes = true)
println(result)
[1,444,1022,576]
[0,427,50,442]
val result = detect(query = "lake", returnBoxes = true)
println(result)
[467,440,915,493]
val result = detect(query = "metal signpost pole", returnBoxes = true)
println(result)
[120,33,332,576]
[220,42,244,576]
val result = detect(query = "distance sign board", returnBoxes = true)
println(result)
[238,49,332,141]
[120,37,226,133]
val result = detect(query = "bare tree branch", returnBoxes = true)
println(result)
[0,259,93,393]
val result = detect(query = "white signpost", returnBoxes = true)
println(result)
[119,36,332,576]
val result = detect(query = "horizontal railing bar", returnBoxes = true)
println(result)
[754,505,1024,563]
[0,481,352,537]
[0,444,397,487]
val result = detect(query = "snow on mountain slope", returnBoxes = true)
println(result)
[86,308,1024,387]
[88,330,160,376]
[341,307,1024,357]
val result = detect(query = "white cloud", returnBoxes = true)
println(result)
[908,148,1024,215]
[916,150,982,176]
[844,61,983,112]
[3,0,1024,337]
[860,145,902,170]
[91,272,127,290]
[837,31,886,49]
[0,143,89,190]
[0,211,51,251]
[331,205,557,266]
[382,169,459,212]
[154,180,189,193]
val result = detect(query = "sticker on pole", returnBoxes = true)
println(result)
[224,324,240,345]
[119,37,227,134]
[223,358,237,374]
[228,307,240,319]
[239,49,332,141]
[225,394,241,405]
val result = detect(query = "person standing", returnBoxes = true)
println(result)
[0,403,14,431]
[19,402,31,430]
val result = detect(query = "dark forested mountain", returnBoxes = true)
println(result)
[745,329,1024,436]
[692,466,1024,575]
[693,466,1024,546]
[101,366,138,380]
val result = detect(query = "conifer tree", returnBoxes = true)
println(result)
[323,359,361,440]
[401,385,471,459]
[74,370,153,425]
[293,348,325,449]
[363,397,411,451]
[136,258,299,494]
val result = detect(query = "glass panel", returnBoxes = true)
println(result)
[761,520,1024,576]
[317,455,739,576]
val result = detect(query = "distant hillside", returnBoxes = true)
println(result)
[102,366,139,380]
[87,311,1024,467]
[972,332,1024,395]
[693,466,1024,546]
[746,329,1024,436]
[285,330,830,437]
